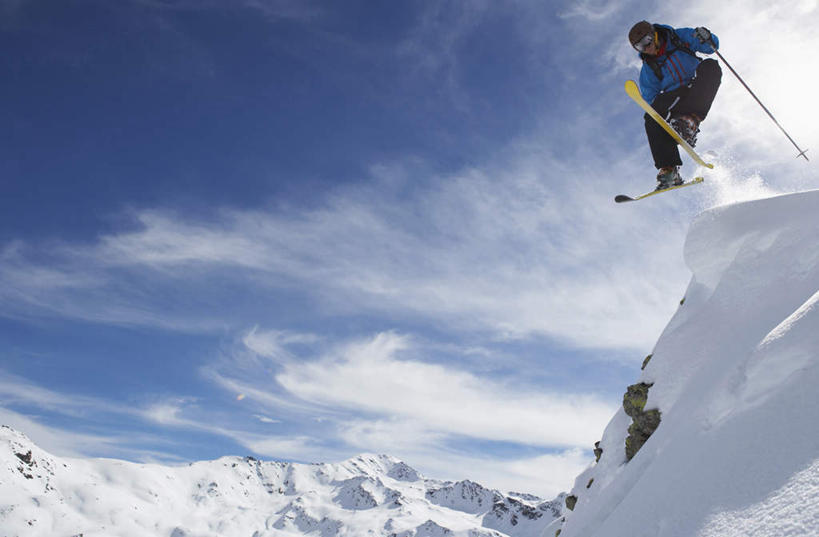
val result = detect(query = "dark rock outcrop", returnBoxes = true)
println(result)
[623,382,661,461]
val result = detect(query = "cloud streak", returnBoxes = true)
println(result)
[269,332,615,448]
[0,150,693,351]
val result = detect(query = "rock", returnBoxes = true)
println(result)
[622,383,653,417]
[623,382,661,461]
[15,450,34,465]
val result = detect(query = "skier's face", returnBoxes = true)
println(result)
[634,32,659,56]
[643,38,660,56]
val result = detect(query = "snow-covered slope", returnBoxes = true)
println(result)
[558,190,819,537]
[0,426,563,537]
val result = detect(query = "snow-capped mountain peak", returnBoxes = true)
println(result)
[0,426,563,537]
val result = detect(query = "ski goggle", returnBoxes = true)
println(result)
[633,32,655,52]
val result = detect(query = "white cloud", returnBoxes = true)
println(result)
[136,397,341,462]
[141,400,191,426]
[0,406,189,464]
[0,148,697,352]
[202,364,332,417]
[242,327,319,363]
[336,418,450,454]
[0,373,278,462]
[0,370,131,419]
[558,0,623,21]
[253,414,280,424]
[238,434,331,461]
[238,331,616,449]
[0,407,118,458]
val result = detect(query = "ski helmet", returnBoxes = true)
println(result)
[629,21,654,47]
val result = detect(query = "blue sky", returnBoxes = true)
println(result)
[1,0,817,497]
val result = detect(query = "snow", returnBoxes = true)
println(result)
[559,190,819,537]
[0,429,562,537]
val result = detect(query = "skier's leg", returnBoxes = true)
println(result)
[646,93,683,168]
[675,59,722,120]
[645,113,682,168]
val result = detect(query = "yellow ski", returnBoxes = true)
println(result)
[625,80,714,169]
[615,176,704,203]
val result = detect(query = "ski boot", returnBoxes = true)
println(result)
[669,114,701,147]
[655,166,684,191]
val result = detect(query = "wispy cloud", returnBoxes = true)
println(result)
[0,370,125,419]
[0,393,191,464]
[558,0,623,21]
[242,327,320,363]
[0,151,694,351]
[252,414,280,424]
[395,1,492,108]
[268,331,615,447]
[0,407,126,458]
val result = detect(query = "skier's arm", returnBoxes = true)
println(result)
[676,27,719,54]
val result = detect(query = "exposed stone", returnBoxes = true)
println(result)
[586,478,594,489]
[641,354,653,370]
[623,382,661,461]
[593,441,603,463]
[623,383,652,418]
[564,495,577,511]
[15,450,34,466]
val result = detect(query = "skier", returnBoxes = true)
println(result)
[628,21,721,190]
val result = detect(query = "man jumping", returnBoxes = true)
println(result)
[628,21,721,190]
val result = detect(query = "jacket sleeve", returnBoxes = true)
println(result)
[675,27,719,54]
[639,64,661,104]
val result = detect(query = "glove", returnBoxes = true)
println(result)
[694,27,712,44]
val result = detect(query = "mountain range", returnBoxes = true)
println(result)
[1,425,564,537]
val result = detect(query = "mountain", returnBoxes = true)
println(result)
[0,426,563,537]
[556,191,819,537]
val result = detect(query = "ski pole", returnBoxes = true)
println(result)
[710,39,809,161]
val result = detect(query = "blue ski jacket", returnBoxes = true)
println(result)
[638,25,719,104]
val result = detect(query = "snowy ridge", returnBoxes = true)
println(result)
[558,190,819,537]
[0,426,563,537]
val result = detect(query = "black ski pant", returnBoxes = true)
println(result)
[645,58,722,169]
